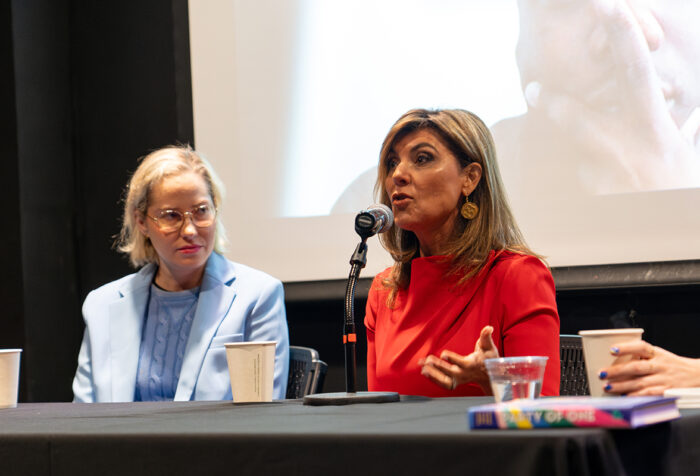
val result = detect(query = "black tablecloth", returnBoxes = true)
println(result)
[1,396,698,476]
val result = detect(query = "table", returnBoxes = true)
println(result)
[1,396,698,476]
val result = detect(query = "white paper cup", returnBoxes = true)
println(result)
[0,349,22,409]
[579,329,643,397]
[224,341,276,402]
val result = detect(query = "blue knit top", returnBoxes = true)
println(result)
[134,284,199,401]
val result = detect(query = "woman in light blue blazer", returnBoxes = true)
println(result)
[72,146,289,402]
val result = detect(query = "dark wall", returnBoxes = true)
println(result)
[11,0,82,403]
[0,0,25,370]
[4,0,193,402]
[72,1,194,293]
[558,285,700,358]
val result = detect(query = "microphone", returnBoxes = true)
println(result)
[303,202,400,404]
[354,204,393,238]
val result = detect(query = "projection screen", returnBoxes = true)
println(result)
[188,0,700,283]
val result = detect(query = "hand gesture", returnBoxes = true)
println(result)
[418,326,499,392]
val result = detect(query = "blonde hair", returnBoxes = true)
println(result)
[116,145,228,267]
[375,109,536,301]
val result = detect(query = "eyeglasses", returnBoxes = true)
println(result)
[147,204,216,232]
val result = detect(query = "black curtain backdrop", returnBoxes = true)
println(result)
[2,0,193,402]
[0,0,25,375]
[2,0,700,402]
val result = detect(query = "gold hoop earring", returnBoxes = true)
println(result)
[461,196,479,220]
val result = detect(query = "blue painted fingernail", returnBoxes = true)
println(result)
[604,384,612,392]
[611,347,620,355]
[599,371,607,379]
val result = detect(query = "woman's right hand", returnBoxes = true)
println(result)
[599,340,700,396]
[418,325,499,393]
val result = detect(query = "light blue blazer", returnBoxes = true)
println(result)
[72,252,289,402]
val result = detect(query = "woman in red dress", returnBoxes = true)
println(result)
[365,108,560,397]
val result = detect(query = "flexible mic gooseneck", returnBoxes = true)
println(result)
[303,204,399,406]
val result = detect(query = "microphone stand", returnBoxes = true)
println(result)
[303,234,399,406]
[343,239,367,393]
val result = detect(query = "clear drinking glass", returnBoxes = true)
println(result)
[485,356,548,402]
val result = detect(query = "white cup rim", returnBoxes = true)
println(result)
[0,349,22,354]
[578,328,644,336]
[224,341,276,348]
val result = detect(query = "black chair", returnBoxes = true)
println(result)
[286,346,328,399]
[559,335,590,396]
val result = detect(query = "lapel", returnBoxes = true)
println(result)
[174,253,237,401]
[109,264,156,402]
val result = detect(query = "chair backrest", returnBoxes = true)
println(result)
[559,335,590,396]
[286,346,328,399]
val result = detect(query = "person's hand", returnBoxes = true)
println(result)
[418,325,499,393]
[599,340,700,396]
[522,0,700,193]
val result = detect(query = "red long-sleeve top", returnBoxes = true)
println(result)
[364,250,560,397]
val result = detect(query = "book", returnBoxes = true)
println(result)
[468,396,680,429]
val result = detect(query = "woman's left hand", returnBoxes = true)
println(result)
[418,325,499,393]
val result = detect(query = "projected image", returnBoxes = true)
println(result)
[493,0,700,198]
[188,0,700,280]
[282,0,525,217]
[290,0,700,218]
